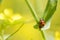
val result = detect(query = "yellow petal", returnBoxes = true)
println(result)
[4,9,13,17]
[11,14,22,21]
[0,13,5,20]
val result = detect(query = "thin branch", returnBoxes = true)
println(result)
[25,0,39,23]
[6,23,24,40]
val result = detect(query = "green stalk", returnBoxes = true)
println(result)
[6,23,24,40]
[25,0,39,23]
[0,23,5,40]
[0,30,5,40]
[25,0,46,40]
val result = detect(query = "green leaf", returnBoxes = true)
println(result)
[34,24,39,29]
[42,0,57,22]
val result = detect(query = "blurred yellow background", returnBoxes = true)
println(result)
[0,0,60,40]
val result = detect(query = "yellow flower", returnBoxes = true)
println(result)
[0,13,5,20]
[4,8,13,17]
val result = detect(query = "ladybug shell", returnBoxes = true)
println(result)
[39,19,45,28]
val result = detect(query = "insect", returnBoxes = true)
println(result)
[39,19,45,28]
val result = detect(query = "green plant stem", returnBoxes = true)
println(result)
[1,30,5,40]
[25,0,46,40]
[6,23,24,40]
[40,30,46,40]
[0,24,5,40]
[25,0,39,23]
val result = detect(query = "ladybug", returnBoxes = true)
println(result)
[39,19,45,28]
